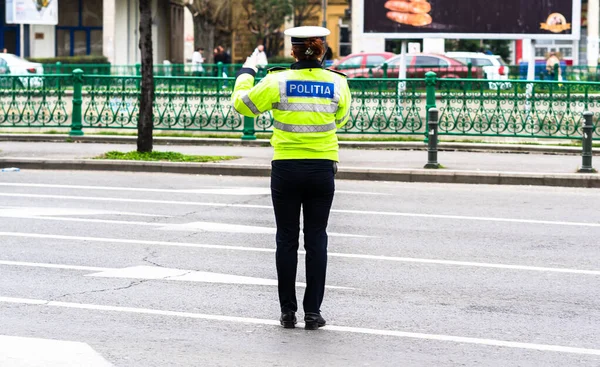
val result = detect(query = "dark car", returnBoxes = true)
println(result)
[366,54,483,79]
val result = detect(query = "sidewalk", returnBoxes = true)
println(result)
[0,140,598,188]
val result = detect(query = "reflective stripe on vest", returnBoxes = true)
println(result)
[272,102,338,113]
[241,93,261,115]
[273,120,337,133]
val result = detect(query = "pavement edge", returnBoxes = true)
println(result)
[1,158,598,188]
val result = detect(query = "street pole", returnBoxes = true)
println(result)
[19,24,24,57]
[322,0,327,28]
[588,0,599,67]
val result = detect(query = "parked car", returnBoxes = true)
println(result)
[370,53,484,79]
[0,53,44,87]
[445,52,509,80]
[331,52,396,78]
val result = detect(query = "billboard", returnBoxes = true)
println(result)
[363,0,581,40]
[6,0,58,25]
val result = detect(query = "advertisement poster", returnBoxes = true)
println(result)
[363,0,580,39]
[6,0,58,25]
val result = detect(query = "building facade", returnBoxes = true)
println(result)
[9,0,186,65]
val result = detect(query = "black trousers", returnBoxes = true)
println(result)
[271,159,336,314]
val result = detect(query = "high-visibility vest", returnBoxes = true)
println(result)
[232,65,352,162]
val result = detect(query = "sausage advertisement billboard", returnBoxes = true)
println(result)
[362,0,581,40]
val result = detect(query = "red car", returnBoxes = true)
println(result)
[331,52,396,78]
[334,53,483,79]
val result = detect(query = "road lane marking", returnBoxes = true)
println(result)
[159,221,371,238]
[0,183,388,196]
[1,297,599,356]
[0,260,112,272]
[1,232,599,276]
[0,335,114,367]
[1,193,598,228]
[0,206,169,218]
[0,261,351,289]
[0,212,369,238]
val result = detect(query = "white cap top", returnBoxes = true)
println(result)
[284,26,331,39]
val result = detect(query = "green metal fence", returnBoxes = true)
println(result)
[0,71,598,141]
[0,74,71,129]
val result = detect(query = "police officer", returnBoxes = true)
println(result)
[232,26,352,330]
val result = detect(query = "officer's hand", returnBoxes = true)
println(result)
[243,54,259,73]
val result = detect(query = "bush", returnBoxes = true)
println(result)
[26,55,110,64]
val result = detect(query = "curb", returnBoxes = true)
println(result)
[1,158,598,188]
[0,134,587,155]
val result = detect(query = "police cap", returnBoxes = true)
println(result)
[284,26,331,45]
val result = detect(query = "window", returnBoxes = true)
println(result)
[56,30,71,57]
[339,25,351,57]
[388,56,414,66]
[472,58,494,66]
[82,0,103,27]
[366,55,387,66]
[339,56,363,68]
[58,0,79,26]
[414,56,445,66]
[56,0,103,56]
[91,30,103,56]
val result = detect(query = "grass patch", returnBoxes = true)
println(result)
[96,151,239,163]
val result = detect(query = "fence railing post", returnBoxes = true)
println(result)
[56,61,62,74]
[382,63,388,78]
[578,111,596,173]
[467,62,472,79]
[424,71,437,143]
[554,63,560,81]
[424,108,440,169]
[241,116,257,140]
[69,69,84,136]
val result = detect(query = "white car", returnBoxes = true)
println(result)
[0,53,44,88]
[445,52,511,89]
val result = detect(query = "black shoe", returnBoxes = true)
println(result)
[280,312,297,328]
[304,313,326,330]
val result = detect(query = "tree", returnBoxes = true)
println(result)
[137,0,153,153]
[185,0,233,63]
[242,0,293,50]
[292,0,320,27]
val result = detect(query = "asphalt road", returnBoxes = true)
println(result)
[0,170,599,366]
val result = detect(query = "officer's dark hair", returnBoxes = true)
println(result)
[292,38,325,61]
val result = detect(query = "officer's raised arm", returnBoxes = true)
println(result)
[231,54,277,118]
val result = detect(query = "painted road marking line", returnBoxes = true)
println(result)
[0,260,112,272]
[89,266,352,289]
[1,232,600,276]
[0,215,368,238]
[159,221,371,238]
[0,183,388,196]
[1,192,599,228]
[1,297,599,356]
[0,206,170,218]
[0,261,351,289]
[0,212,368,238]
[0,335,114,367]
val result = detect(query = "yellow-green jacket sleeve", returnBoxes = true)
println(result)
[232,69,278,118]
[335,78,352,129]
